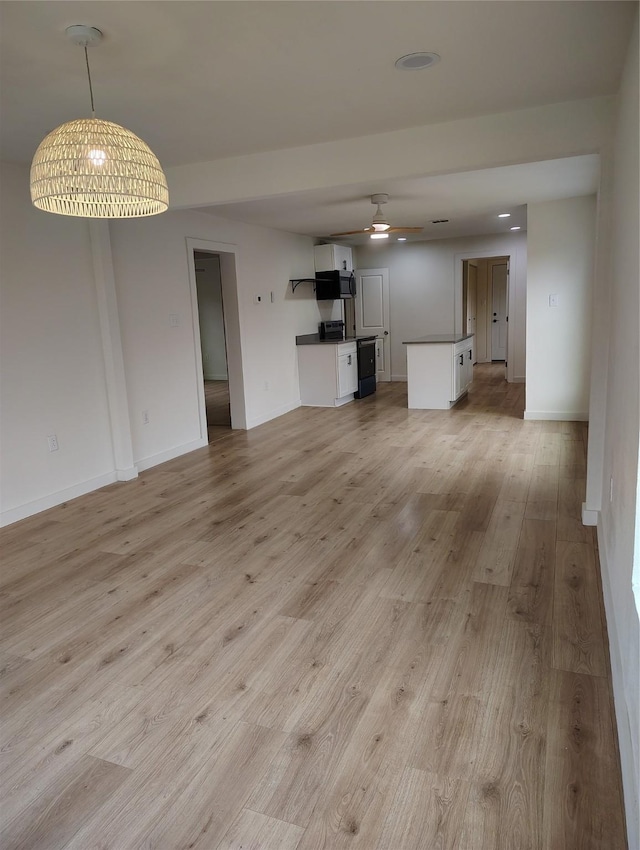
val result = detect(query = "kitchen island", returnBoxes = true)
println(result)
[404,333,474,409]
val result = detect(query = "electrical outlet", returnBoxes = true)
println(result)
[142,410,150,425]
[47,434,59,452]
[169,313,180,327]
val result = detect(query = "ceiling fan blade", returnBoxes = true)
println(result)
[387,226,423,233]
[328,229,371,236]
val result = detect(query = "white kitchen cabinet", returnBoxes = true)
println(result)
[454,341,474,399]
[405,335,474,409]
[298,341,358,407]
[314,244,353,273]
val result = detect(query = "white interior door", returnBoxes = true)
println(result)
[491,262,508,361]
[355,268,390,382]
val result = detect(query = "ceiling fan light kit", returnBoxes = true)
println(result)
[330,193,423,240]
[30,25,169,219]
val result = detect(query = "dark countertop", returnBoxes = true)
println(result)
[403,333,474,345]
[296,334,377,346]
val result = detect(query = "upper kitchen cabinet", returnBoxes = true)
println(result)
[314,244,353,273]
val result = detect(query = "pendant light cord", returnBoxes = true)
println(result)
[84,45,96,117]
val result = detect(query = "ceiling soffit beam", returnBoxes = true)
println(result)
[167,96,615,211]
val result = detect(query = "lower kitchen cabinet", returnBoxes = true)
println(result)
[298,341,358,407]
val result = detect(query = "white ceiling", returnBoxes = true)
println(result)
[0,1,634,240]
[203,156,600,243]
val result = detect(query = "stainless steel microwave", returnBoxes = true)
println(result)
[315,270,356,300]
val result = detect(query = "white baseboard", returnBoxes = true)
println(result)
[204,373,228,381]
[246,400,301,430]
[116,466,139,482]
[524,410,589,421]
[511,376,526,384]
[597,519,640,850]
[581,503,599,526]
[136,437,209,472]
[391,374,408,382]
[0,471,118,528]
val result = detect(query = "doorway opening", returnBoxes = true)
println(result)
[193,250,231,438]
[187,238,247,440]
[461,255,509,367]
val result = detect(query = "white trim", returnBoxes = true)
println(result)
[0,472,118,528]
[186,237,248,431]
[512,375,526,384]
[524,410,589,421]
[88,221,135,475]
[391,374,408,382]
[454,247,519,384]
[136,437,209,473]
[203,373,229,382]
[245,400,301,430]
[581,503,599,526]
[597,518,640,850]
[116,466,139,482]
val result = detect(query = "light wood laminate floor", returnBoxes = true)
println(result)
[204,379,231,438]
[0,365,627,849]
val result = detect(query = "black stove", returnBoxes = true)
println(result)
[354,336,377,398]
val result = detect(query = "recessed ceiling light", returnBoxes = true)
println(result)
[510,226,521,231]
[395,52,441,71]
[370,232,389,240]
[397,237,407,242]
[498,213,511,218]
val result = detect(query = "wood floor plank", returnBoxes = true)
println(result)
[430,581,509,703]
[525,462,559,521]
[375,768,470,850]
[473,498,525,586]
[552,541,607,676]
[0,755,130,850]
[215,809,305,850]
[379,508,461,601]
[462,619,550,849]
[542,669,626,849]
[1,685,138,823]
[295,621,442,849]
[507,518,556,626]
[557,476,592,543]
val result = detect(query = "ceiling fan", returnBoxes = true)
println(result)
[330,194,423,239]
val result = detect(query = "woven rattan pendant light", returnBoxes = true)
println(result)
[30,25,168,218]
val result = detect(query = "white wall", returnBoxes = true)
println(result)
[0,163,115,525]
[354,232,526,381]
[109,208,324,465]
[525,196,596,420]
[597,17,639,847]
[0,168,330,520]
[194,255,228,381]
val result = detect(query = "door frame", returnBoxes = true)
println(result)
[455,249,517,383]
[186,237,247,432]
